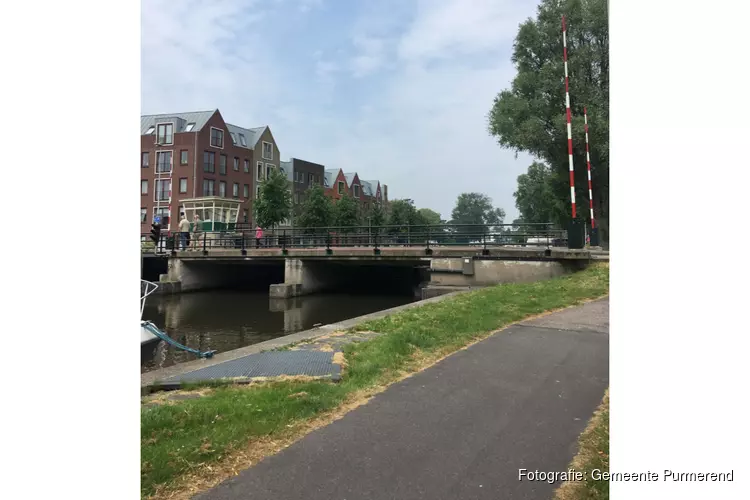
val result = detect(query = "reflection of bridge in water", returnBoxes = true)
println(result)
[141,291,415,373]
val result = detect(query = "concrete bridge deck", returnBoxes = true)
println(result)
[169,245,601,261]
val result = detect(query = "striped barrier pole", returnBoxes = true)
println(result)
[562,15,576,218]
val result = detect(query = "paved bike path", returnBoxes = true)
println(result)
[197,298,609,500]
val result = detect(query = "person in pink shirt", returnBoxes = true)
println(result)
[255,225,264,248]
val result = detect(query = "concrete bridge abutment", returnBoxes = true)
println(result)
[269,259,336,298]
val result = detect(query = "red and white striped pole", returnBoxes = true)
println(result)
[167,154,173,233]
[562,15,576,219]
[584,107,595,228]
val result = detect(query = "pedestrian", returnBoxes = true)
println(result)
[255,225,264,248]
[178,213,191,251]
[191,214,202,250]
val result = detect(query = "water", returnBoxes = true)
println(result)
[141,291,416,373]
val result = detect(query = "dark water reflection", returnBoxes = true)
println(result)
[141,291,416,373]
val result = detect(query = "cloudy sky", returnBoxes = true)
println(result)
[142,0,539,221]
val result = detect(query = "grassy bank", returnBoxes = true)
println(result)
[142,263,609,498]
[555,390,610,500]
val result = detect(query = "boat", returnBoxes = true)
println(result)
[141,279,160,345]
[139,279,217,358]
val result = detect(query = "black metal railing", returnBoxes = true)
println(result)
[142,223,568,254]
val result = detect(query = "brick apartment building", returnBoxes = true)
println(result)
[140,109,280,234]
[323,168,388,209]
[279,158,325,205]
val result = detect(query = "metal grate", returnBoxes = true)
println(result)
[163,351,341,384]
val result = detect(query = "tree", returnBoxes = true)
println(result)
[364,201,386,229]
[295,185,333,231]
[387,199,421,229]
[332,194,360,232]
[450,192,506,242]
[514,161,566,228]
[417,208,442,226]
[253,167,292,229]
[487,0,609,240]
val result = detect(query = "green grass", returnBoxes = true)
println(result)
[141,263,609,498]
[556,390,610,500]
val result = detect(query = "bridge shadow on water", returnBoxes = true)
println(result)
[141,260,426,373]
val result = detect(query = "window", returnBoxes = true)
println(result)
[180,150,188,165]
[232,183,239,198]
[337,181,345,194]
[156,151,172,173]
[233,157,239,171]
[179,178,188,194]
[184,122,195,132]
[242,209,248,223]
[262,141,273,160]
[219,154,227,175]
[219,181,226,198]
[141,180,148,195]
[202,179,215,196]
[293,192,300,204]
[353,184,360,198]
[141,152,149,168]
[243,184,249,198]
[203,151,215,173]
[210,127,224,148]
[309,173,314,187]
[256,161,263,180]
[145,126,155,135]
[156,123,173,145]
[155,179,170,201]
[266,163,273,179]
[244,159,250,173]
[141,207,147,223]
[256,185,261,198]
[230,132,237,145]
[239,134,247,147]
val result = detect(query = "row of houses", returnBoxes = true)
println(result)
[140,108,388,233]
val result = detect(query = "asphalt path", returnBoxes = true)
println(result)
[196,298,609,500]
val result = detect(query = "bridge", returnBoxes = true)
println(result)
[145,224,606,298]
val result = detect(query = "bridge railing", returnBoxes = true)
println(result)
[142,223,567,254]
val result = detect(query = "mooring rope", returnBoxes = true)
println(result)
[141,321,216,359]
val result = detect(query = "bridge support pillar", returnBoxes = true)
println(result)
[269,259,328,298]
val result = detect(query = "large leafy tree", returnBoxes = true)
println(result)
[364,201,386,229]
[417,208,442,226]
[514,161,565,226]
[332,194,360,232]
[253,167,292,229]
[387,199,421,229]
[450,192,506,230]
[487,0,608,240]
[295,185,333,231]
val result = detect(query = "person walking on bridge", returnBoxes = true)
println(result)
[191,214,202,251]
[178,213,191,251]
[255,225,264,248]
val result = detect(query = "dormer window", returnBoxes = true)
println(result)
[230,133,237,145]
[184,122,195,132]
[156,123,173,145]
[239,134,247,147]
[145,126,155,135]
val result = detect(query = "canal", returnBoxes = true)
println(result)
[141,291,417,373]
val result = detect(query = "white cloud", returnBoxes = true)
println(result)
[141,0,540,220]
[350,36,388,77]
[396,0,531,64]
